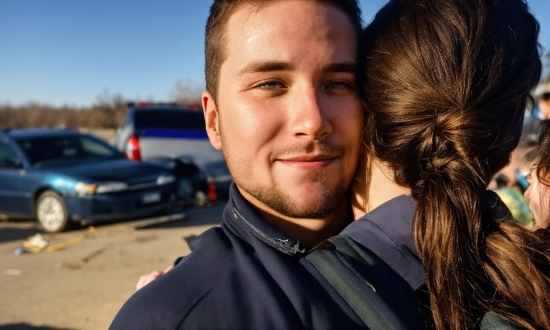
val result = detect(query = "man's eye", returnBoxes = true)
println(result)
[328,81,346,88]
[257,81,283,89]
[326,81,354,92]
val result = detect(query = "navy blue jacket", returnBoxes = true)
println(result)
[339,193,516,330]
[340,195,425,292]
[110,184,366,329]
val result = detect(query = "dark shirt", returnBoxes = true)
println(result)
[110,183,364,329]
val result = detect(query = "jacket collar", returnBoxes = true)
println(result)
[224,183,307,257]
[340,195,425,290]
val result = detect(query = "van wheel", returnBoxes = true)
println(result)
[36,191,70,233]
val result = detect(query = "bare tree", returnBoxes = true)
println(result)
[0,81,209,130]
[169,80,203,108]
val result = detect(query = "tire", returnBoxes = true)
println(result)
[36,191,70,233]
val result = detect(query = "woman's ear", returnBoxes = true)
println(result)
[202,90,222,150]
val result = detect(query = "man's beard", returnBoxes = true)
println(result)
[241,176,348,218]
[218,116,350,219]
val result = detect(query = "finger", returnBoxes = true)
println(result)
[164,264,175,273]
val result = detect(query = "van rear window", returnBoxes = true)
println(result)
[134,109,206,131]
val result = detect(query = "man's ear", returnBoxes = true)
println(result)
[202,90,222,150]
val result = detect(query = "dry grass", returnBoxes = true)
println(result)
[78,128,117,144]
[0,103,127,130]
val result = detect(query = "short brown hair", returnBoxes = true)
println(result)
[204,0,363,102]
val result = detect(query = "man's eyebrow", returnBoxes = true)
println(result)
[238,61,357,75]
[322,62,357,74]
[239,61,294,75]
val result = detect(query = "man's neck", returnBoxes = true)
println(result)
[237,187,352,249]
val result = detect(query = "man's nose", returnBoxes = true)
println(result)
[289,87,332,140]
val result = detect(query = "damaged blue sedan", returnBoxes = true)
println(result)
[0,129,178,232]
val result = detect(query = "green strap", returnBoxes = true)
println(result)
[306,237,393,329]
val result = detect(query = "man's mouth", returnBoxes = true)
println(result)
[277,154,338,170]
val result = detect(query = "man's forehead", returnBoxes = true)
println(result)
[228,1,348,30]
[222,1,358,69]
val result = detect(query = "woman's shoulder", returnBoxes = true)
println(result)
[476,312,522,330]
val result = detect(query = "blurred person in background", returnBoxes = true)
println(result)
[490,138,537,227]
[491,138,537,192]
[522,91,550,142]
[524,120,550,230]
[489,94,550,228]
[493,92,550,194]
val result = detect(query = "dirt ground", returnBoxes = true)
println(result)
[0,202,225,330]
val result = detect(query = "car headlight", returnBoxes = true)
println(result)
[156,174,176,185]
[75,182,97,194]
[96,182,129,194]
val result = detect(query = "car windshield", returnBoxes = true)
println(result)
[15,134,122,167]
[134,109,206,131]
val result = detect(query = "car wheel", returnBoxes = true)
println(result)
[36,191,70,233]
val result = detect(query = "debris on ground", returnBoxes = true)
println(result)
[14,233,86,255]
[81,247,106,263]
[13,247,28,256]
[21,233,48,252]
[133,213,187,230]
[44,236,85,252]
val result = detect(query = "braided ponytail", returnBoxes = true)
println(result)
[362,0,550,328]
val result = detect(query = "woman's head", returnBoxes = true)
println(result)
[525,120,550,229]
[362,0,544,328]
[363,0,540,191]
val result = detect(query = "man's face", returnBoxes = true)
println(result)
[203,1,363,220]
[524,167,550,229]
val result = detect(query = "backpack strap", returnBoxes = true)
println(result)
[475,312,522,330]
[306,236,394,329]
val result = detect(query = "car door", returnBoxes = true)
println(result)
[0,139,32,216]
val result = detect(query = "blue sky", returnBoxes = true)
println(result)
[1,0,549,107]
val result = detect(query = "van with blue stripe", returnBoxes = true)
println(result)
[114,102,231,201]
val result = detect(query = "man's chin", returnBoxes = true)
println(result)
[266,187,345,219]
[238,178,348,219]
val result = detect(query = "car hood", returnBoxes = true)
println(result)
[40,159,167,183]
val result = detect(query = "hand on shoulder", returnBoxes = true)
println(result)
[135,264,175,291]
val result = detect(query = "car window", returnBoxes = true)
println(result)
[15,134,121,166]
[134,109,206,131]
[0,141,23,169]
[80,136,118,157]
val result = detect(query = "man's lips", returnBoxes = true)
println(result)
[276,155,338,169]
